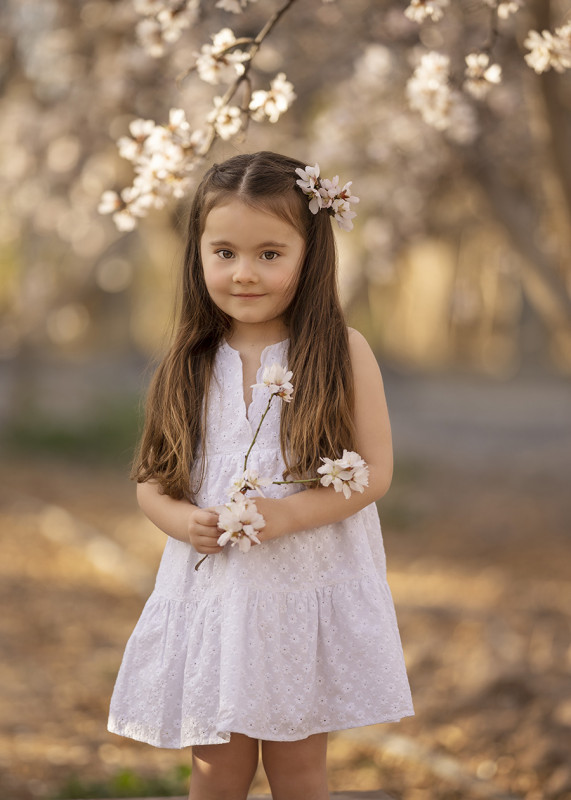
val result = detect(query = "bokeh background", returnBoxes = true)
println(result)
[1,1,571,799]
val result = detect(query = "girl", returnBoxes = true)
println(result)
[108,151,414,800]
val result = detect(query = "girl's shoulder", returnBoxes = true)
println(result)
[347,327,385,385]
[347,326,377,362]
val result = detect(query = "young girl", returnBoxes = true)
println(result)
[108,151,413,800]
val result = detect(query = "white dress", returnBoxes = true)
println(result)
[108,340,414,747]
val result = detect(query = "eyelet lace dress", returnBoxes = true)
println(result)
[108,340,414,747]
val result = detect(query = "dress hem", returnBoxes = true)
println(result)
[107,707,415,749]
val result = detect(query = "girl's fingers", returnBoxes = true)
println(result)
[195,508,221,527]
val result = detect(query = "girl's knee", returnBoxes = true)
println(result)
[190,735,259,798]
[261,734,328,796]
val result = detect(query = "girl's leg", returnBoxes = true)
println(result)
[188,733,259,800]
[261,732,329,800]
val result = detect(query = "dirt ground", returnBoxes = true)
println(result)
[1,440,570,800]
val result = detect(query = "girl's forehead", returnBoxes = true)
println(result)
[202,198,303,239]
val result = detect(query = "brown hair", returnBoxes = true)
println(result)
[132,151,355,500]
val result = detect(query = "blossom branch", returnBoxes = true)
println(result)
[100,0,299,231]
[242,393,277,473]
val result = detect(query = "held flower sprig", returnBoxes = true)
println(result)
[295,164,360,232]
[195,362,369,570]
[216,495,265,553]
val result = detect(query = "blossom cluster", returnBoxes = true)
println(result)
[483,0,523,20]
[295,164,360,231]
[463,52,502,99]
[195,28,249,85]
[217,496,265,553]
[403,0,571,140]
[317,450,370,500]
[249,73,297,124]
[98,109,205,231]
[101,3,298,231]
[524,22,571,75]
[406,52,477,144]
[404,0,449,24]
[215,0,258,13]
[208,363,369,561]
[135,0,200,58]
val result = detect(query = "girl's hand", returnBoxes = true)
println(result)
[251,497,288,543]
[187,507,224,555]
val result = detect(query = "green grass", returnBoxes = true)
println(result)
[55,765,191,799]
[2,400,142,467]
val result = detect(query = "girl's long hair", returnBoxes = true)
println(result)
[132,151,355,500]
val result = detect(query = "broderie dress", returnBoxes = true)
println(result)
[108,340,414,747]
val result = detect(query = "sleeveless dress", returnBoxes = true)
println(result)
[108,340,414,747]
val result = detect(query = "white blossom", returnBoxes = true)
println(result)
[135,17,166,58]
[295,165,360,230]
[196,28,249,85]
[216,0,258,12]
[207,96,243,140]
[524,23,571,74]
[483,0,523,20]
[463,52,502,99]
[134,0,199,57]
[332,195,359,232]
[404,0,450,24]
[407,51,478,142]
[252,362,294,402]
[249,73,296,123]
[100,109,204,229]
[217,496,265,552]
[295,164,322,214]
[317,450,369,499]
[97,190,121,215]
[227,469,272,499]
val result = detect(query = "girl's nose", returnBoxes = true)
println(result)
[232,259,258,283]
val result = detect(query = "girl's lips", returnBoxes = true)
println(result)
[233,293,266,298]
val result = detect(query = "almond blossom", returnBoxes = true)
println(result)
[249,73,296,123]
[406,51,478,142]
[216,0,258,12]
[217,496,265,552]
[295,164,322,214]
[404,0,449,24]
[99,109,205,230]
[135,0,200,57]
[195,28,249,86]
[463,52,502,99]
[207,97,243,140]
[483,0,523,20]
[524,23,571,75]
[252,363,294,402]
[295,165,360,230]
[227,469,272,499]
[317,450,370,500]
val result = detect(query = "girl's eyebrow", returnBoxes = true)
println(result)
[208,239,290,248]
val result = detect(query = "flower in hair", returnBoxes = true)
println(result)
[295,164,360,231]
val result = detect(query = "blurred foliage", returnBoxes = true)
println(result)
[56,765,191,798]
[1,399,142,466]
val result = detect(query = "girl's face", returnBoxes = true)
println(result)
[200,198,305,339]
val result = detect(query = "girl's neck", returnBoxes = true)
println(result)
[226,321,289,355]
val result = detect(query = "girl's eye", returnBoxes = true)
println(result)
[216,249,234,260]
[261,251,279,261]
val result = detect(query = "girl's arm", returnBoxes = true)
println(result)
[256,328,393,540]
[136,480,223,555]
